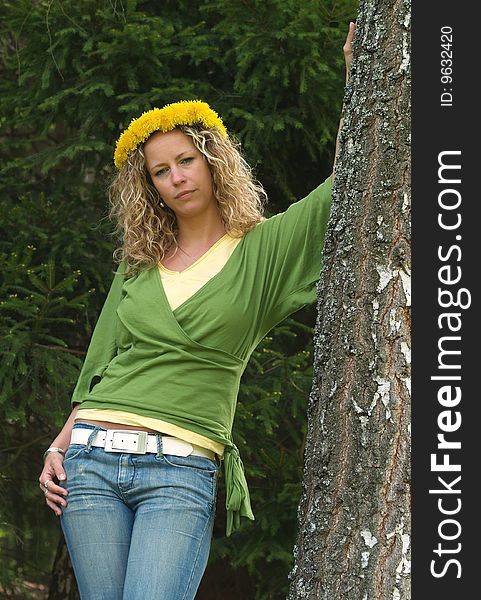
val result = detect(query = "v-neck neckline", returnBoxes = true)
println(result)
[159,233,231,275]
[155,231,247,315]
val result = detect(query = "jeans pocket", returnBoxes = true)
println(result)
[63,444,86,463]
[161,453,220,475]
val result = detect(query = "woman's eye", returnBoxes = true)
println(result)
[155,168,168,177]
[180,157,194,165]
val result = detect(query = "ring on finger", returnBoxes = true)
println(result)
[44,479,51,490]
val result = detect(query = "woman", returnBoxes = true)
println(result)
[39,23,355,600]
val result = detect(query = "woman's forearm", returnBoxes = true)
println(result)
[331,113,344,186]
[332,22,355,186]
[48,403,81,452]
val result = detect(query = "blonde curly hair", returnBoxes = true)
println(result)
[108,125,267,278]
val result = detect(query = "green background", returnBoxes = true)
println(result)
[0,0,357,597]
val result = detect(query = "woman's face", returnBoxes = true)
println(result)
[143,129,217,221]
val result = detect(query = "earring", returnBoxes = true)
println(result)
[159,200,165,208]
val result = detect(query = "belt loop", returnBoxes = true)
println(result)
[85,425,101,453]
[155,433,163,459]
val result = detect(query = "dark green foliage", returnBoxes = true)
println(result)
[0,0,357,597]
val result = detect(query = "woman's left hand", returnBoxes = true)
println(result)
[343,22,356,81]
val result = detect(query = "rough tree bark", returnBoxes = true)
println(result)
[287,1,411,599]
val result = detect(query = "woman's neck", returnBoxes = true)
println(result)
[175,216,227,255]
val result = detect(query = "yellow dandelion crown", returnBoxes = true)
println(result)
[113,99,228,170]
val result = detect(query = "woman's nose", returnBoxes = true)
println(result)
[170,167,186,185]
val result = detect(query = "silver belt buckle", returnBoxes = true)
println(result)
[104,429,148,454]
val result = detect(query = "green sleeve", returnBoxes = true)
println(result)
[255,175,332,338]
[70,262,126,406]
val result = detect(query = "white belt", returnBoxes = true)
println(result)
[70,427,216,460]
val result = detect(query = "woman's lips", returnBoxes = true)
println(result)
[175,190,195,200]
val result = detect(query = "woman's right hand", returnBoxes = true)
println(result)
[39,451,69,517]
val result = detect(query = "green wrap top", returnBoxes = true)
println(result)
[71,175,332,536]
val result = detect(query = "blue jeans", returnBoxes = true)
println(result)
[59,423,220,600]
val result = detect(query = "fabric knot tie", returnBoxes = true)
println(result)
[223,442,254,536]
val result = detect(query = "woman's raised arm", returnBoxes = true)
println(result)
[332,21,356,185]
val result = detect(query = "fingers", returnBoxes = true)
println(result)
[39,476,69,516]
[43,486,68,516]
[343,22,356,54]
[343,22,356,81]
[45,492,67,517]
[39,455,68,517]
[39,477,68,501]
[43,452,67,482]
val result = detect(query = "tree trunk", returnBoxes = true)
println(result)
[288,0,411,598]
